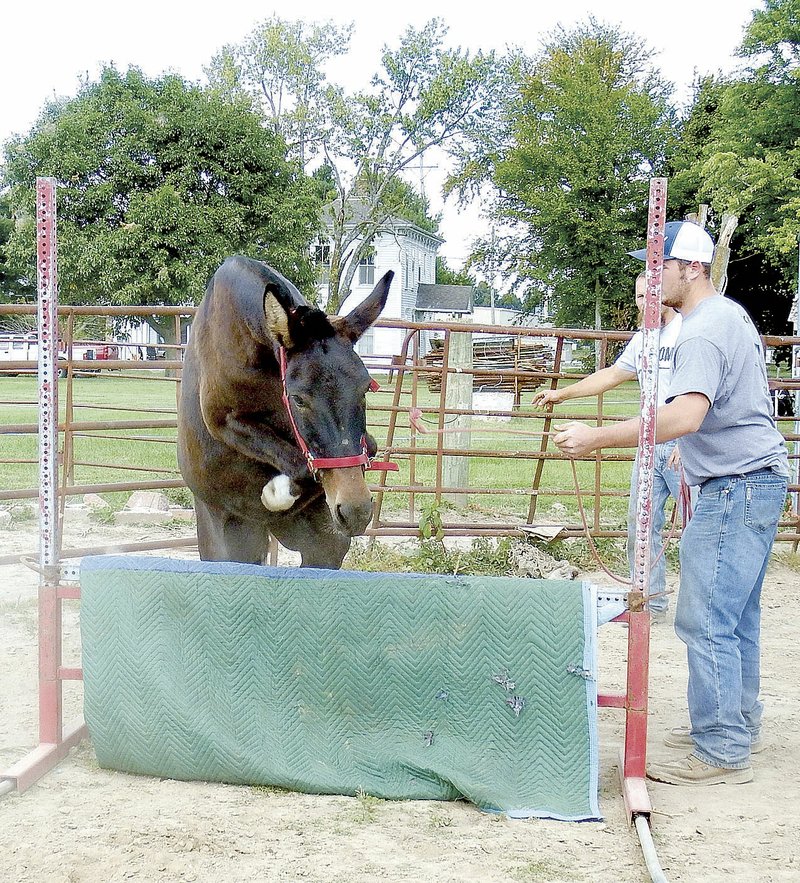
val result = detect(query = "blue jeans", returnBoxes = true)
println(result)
[627,440,683,613]
[676,468,787,768]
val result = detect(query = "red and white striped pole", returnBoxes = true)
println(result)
[2,180,88,795]
[622,177,667,800]
[36,176,63,744]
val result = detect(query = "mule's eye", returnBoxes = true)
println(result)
[291,394,308,410]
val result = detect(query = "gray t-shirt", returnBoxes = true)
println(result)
[616,314,682,407]
[665,296,788,486]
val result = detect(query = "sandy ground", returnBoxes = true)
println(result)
[1,515,799,883]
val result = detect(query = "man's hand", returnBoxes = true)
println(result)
[667,444,682,470]
[532,388,563,409]
[552,422,602,458]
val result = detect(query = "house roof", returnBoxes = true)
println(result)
[415,284,474,313]
[322,198,444,244]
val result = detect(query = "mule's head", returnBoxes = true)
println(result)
[264,270,393,536]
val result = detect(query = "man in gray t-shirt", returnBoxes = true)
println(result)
[552,220,788,786]
[667,295,787,484]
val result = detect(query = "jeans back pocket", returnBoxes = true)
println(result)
[744,482,787,534]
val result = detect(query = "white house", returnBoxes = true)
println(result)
[320,212,443,359]
[317,207,537,360]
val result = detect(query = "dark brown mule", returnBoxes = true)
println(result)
[177,255,393,568]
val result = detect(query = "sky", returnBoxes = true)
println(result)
[1,0,762,270]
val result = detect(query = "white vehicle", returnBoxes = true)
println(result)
[0,332,42,374]
[0,332,90,376]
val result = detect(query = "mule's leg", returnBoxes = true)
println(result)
[194,498,223,561]
[220,517,273,565]
[270,498,351,569]
[194,498,270,564]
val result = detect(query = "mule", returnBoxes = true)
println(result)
[177,255,393,568]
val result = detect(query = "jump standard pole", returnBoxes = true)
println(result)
[0,177,87,796]
[619,176,667,820]
[36,175,63,746]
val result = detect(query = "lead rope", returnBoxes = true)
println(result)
[569,457,690,596]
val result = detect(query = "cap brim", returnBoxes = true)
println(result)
[627,248,647,261]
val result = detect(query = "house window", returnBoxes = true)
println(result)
[357,327,375,356]
[314,243,330,265]
[359,254,375,286]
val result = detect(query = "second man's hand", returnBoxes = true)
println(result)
[552,422,601,458]
[531,388,563,409]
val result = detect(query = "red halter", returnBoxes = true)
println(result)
[279,346,398,477]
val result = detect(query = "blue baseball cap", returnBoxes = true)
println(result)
[628,220,715,263]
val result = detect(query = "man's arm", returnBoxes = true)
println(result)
[532,365,636,408]
[552,393,710,457]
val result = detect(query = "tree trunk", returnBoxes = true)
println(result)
[712,213,738,295]
[144,316,183,377]
[686,204,709,228]
[594,279,602,368]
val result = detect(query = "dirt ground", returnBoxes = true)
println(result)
[1,514,799,883]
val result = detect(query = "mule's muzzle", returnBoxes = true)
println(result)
[333,497,374,537]
[320,466,374,537]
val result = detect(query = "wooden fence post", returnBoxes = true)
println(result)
[443,331,472,507]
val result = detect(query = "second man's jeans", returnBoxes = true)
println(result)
[627,439,683,614]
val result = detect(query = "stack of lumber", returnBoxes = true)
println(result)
[422,337,553,393]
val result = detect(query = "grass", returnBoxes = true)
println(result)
[353,788,384,822]
[0,371,181,497]
[344,536,522,576]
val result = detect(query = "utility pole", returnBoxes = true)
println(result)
[417,152,438,202]
[490,225,497,325]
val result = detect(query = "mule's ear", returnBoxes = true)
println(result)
[263,283,293,348]
[334,271,393,343]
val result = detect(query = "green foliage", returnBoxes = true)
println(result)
[88,507,117,526]
[739,0,800,76]
[372,176,441,234]
[164,486,194,509]
[419,498,446,542]
[451,19,676,329]
[436,256,473,286]
[205,15,353,167]
[2,66,320,325]
[0,193,33,301]
[471,282,522,310]
[670,1,800,317]
[219,17,496,312]
[345,536,516,578]
[353,788,383,823]
[546,535,628,572]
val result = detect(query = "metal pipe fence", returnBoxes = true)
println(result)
[3,303,800,565]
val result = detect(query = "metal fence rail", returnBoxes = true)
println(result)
[3,304,800,565]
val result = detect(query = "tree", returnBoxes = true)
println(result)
[472,284,521,310]
[435,257,473,286]
[214,17,496,313]
[449,19,676,330]
[0,192,33,303]
[2,66,320,342]
[670,0,800,319]
[205,16,353,167]
[433,258,520,309]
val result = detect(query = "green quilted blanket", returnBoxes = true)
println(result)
[80,556,600,820]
